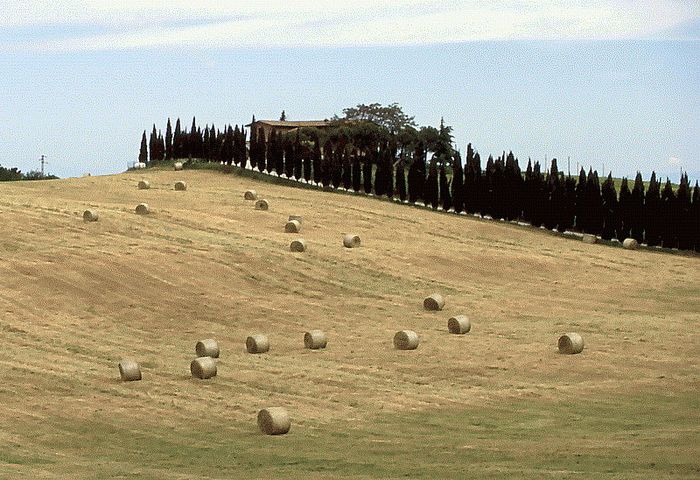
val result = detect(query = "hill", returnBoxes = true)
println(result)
[0,168,698,478]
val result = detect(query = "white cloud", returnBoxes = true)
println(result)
[668,156,682,167]
[1,0,698,51]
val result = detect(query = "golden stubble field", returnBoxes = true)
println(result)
[0,168,698,478]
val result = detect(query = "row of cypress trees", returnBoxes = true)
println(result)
[139,117,700,253]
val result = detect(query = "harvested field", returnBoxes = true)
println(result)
[0,168,697,479]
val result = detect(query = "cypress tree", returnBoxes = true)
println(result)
[332,142,343,189]
[522,159,534,223]
[617,178,632,241]
[385,143,394,199]
[473,152,484,215]
[225,126,234,165]
[451,152,464,213]
[266,130,275,174]
[600,173,618,240]
[352,151,361,192]
[574,168,587,231]
[562,174,577,232]
[396,157,407,202]
[544,159,561,230]
[439,163,452,211]
[294,132,303,181]
[692,181,700,252]
[630,172,645,242]
[302,145,312,182]
[462,144,475,214]
[407,141,425,204]
[341,147,352,190]
[285,133,296,179]
[644,172,661,247]
[249,121,257,170]
[531,161,545,227]
[660,179,676,248]
[165,118,173,160]
[174,118,183,159]
[202,126,210,160]
[257,128,267,172]
[588,170,604,235]
[233,126,241,165]
[312,139,322,185]
[363,147,373,194]
[426,159,439,209]
[148,125,157,163]
[677,173,692,250]
[271,131,282,174]
[374,145,385,196]
[240,128,248,169]
[138,131,148,165]
[322,140,333,188]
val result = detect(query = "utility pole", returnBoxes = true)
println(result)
[39,155,47,177]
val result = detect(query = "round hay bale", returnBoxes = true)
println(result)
[257,407,291,435]
[135,203,150,215]
[244,190,257,200]
[83,209,99,222]
[304,330,327,350]
[582,234,597,244]
[423,293,445,311]
[255,199,269,211]
[137,180,150,190]
[343,234,361,248]
[174,181,187,191]
[174,162,183,171]
[290,239,306,252]
[288,215,303,223]
[246,334,270,354]
[558,333,584,354]
[622,238,639,250]
[118,360,142,381]
[190,356,217,379]
[195,339,219,358]
[285,220,302,233]
[137,162,146,169]
[393,330,419,350]
[447,315,471,334]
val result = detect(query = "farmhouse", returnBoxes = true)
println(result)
[246,119,332,140]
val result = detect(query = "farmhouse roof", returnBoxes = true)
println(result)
[245,120,331,128]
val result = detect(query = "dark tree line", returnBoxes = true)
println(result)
[140,117,700,253]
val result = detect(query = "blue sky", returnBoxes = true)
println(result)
[0,1,698,182]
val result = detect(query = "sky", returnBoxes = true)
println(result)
[0,0,698,182]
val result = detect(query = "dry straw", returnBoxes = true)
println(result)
[285,220,302,233]
[118,360,142,381]
[290,239,306,252]
[582,234,597,244]
[137,180,150,190]
[195,339,220,358]
[174,181,187,191]
[135,203,150,215]
[244,190,257,200]
[190,356,217,379]
[343,234,361,248]
[246,334,270,354]
[558,333,584,354]
[83,209,99,222]
[304,330,327,349]
[257,407,291,435]
[447,315,471,334]
[255,199,269,211]
[423,293,445,311]
[174,162,183,171]
[393,330,419,350]
[622,238,639,250]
